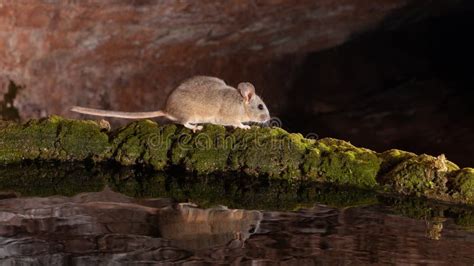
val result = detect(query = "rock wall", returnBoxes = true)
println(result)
[0,0,454,119]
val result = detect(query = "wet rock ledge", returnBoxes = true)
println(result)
[0,116,473,205]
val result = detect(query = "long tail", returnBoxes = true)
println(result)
[71,106,169,119]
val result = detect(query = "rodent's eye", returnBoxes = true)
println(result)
[258,104,264,110]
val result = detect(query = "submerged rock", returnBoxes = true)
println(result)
[0,116,473,205]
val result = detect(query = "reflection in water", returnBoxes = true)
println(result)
[1,189,474,264]
[0,188,262,265]
[159,204,262,250]
[1,163,474,264]
[0,162,379,210]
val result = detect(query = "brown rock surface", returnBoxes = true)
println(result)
[0,0,455,119]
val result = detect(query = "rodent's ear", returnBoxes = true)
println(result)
[238,82,255,103]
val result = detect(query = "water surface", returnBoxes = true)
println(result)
[1,163,474,265]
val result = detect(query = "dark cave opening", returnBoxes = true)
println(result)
[280,8,474,166]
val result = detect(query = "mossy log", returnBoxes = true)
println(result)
[1,116,474,205]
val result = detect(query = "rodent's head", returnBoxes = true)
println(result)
[238,82,270,123]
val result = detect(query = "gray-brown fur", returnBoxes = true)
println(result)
[71,76,270,131]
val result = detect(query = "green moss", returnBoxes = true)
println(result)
[228,127,307,179]
[2,117,474,206]
[378,149,417,177]
[171,125,230,174]
[0,119,53,161]
[450,168,474,203]
[301,146,321,178]
[0,118,388,188]
[112,120,156,165]
[55,117,111,161]
[0,116,110,162]
[307,138,382,188]
[168,126,312,178]
[111,120,176,170]
[382,154,449,196]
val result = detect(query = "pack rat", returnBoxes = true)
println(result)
[71,76,271,131]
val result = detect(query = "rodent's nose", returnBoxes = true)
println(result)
[260,114,270,122]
